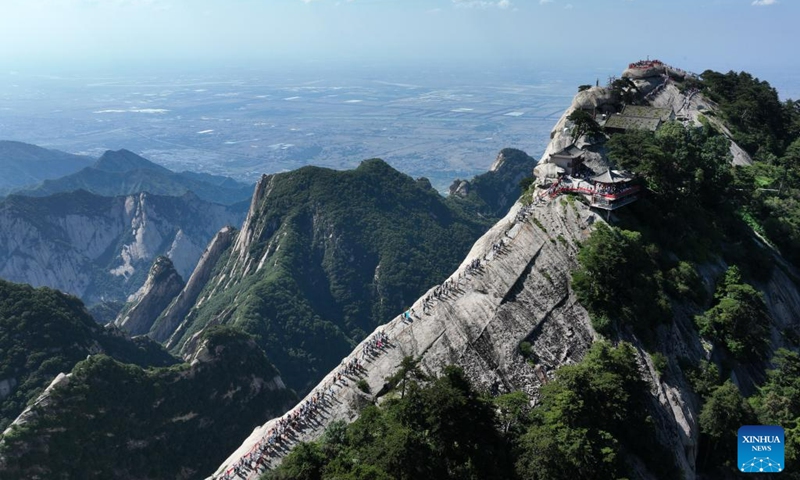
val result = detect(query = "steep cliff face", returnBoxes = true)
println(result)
[0,190,245,305]
[155,160,494,392]
[212,198,699,479]
[447,148,538,218]
[211,77,800,480]
[150,226,236,344]
[114,256,184,336]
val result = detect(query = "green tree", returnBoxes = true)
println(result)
[572,223,669,334]
[698,381,756,473]
[567,109,602,142]
[386,355,426,399]
[494,391,529,435]
[269,366,512,480]
[515,342,676,479]
[610,77,640,105]
[700,70,791,157]
[269,443,326,480]
[751,349,800,470]
[695,266,771,361]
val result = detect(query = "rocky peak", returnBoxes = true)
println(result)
[151,226,237,345]
[213,72,753,479]
[448,179,470,197]
[488,147,517,172]
[448,148,537,218]
[227,174,276,280]
[114,256,184,336]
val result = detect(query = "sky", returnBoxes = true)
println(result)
[0,0,799,81]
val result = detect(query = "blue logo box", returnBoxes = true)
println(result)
[738,425,785,473]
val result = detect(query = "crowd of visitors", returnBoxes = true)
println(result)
[216,200,540,479]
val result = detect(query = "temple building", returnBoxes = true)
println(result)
[585,169,640,210]
[547,144,585,175]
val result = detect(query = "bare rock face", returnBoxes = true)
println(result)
[623,65,688,82]
[632,76,665,97]
[210,199,600,478]
[622,65,666,80]
[114,256,184,336]
[0,190,245,304]
[205,64,800,480]
[573,86,620,111]
[2,373,70,436]
[448,148,538,218]
[210,80,720,480]
[150,226,236,344]
[210,182,707,479]
[449,179,470,197]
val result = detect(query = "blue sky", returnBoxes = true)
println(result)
[1,0,798,77]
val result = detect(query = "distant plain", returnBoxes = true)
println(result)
[0,65,619,191]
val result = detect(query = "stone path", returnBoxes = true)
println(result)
[208,200,560,480]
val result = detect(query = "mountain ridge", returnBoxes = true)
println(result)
[210,66,800,479]
[0,278,178,433]
[12,148,254,206]
[0,141,94,196]
[158,157,506,391]
[0,326,296,480]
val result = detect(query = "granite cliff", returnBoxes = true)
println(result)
[2,64,799,480]
[211,68,800,480]
[0,190,245,306]
[114,256,185,336]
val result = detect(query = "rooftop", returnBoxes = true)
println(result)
[591,169,633,184]
[604,114,662,132]
[620,105,674,121]
[551,144,585,159]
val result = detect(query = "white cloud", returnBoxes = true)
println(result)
[564,3,573,8]
[452,0,513,9]
[751,0,777,5]
[539,0,554,3]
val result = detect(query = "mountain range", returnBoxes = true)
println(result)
[12,148,254,206]
[0,147,252,315]
[0,141,94,196]
[0,141,536,478]
[128,149,537,392]
[1,63,798,480]
[0,189,246,307]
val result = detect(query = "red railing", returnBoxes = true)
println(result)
[629,60,664,70]
[548,184,641,200]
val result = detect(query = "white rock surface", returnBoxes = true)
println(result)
[0,192,244,303]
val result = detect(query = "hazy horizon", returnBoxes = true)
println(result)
[2,0,800,190]
[2,0,798,76]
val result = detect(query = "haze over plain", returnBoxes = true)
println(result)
[1,0,798,189]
